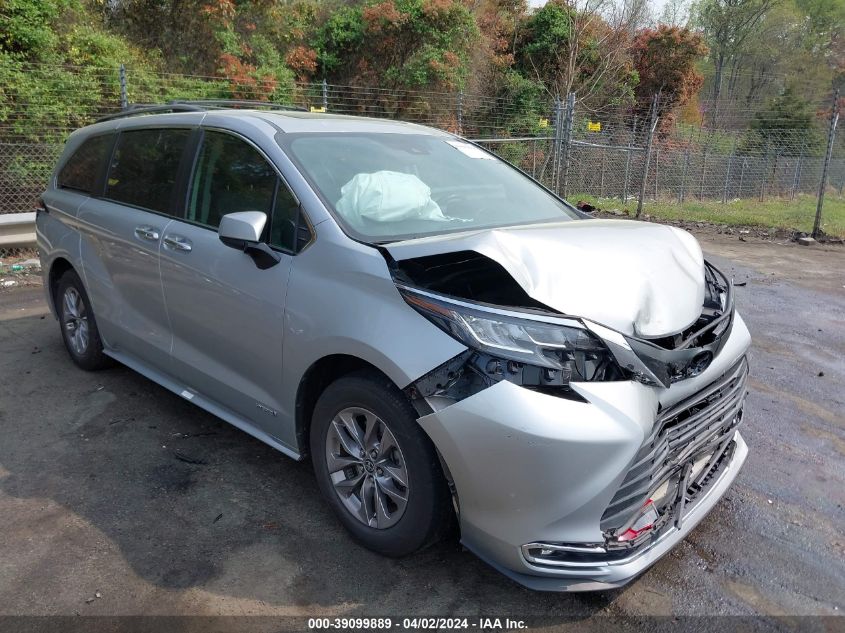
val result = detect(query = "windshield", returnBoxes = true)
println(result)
[279,133,579,243]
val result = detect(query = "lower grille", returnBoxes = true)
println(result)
[523,438,738,568]
[601,356,749,532]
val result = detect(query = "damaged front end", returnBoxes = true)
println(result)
[523,354,748,571]
[587,261,734,388]
[398,287,625,405]
[392,253,735,407]
[382,238,750,590]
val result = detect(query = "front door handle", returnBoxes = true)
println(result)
[134,226,160,241]
[163,234,193,252]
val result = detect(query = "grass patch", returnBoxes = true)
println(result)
[567,193,845,238]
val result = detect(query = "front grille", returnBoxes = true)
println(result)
[601,356,749,532]
[523,439,738,568]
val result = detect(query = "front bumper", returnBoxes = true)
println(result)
[417,313,751,591]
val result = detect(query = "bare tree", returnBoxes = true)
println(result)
[612,0,653,34]
[658,0,693,26]
[691,0,775,120]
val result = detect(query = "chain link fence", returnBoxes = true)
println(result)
[0,142,62,213]
[570,115,843,196]
[1,64,842,245]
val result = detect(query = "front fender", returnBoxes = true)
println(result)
[278,223,466,449]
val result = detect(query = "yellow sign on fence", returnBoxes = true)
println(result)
[310,106,326,113]
[587,121,601,132]
[538,117,550,128]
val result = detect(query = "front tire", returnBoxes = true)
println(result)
[310,371,452,557]
[55,269,112,371]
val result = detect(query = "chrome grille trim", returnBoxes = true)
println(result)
[522,436,741,570]
[601,357,749,531]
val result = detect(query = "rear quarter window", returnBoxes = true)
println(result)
[57,134,113,194]
[105,128,192,214]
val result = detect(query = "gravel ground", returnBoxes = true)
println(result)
[0,235,843,627]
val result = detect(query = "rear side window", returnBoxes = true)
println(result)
[188,131,277,229]
[57,135,113,193]
[106,129,191,213]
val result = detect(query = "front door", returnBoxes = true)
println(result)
[159,130,300,433]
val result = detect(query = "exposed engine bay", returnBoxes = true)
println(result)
[388,248,734,403]
[392,250,550,311]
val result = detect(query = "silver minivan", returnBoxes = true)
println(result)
[38,102,750,591]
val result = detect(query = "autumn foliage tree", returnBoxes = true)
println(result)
[631,25,707,127]
[2,0,839,145]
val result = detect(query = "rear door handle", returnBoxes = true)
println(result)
[134,226,160,241]
[163,234,193,252]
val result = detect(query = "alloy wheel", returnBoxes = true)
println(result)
[325,406,410,529]
[62,287,89,355]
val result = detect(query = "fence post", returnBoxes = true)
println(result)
[813,90,840,238]
[739,158,746,197]
[600,148,606,198]
[456,90,464,136]
[623,116,636,203]
[119,64,128,110]
[699,127,709,200]
[551,97,562,192]
[723,141,735,204]
[560,92,575,198]
[840,161,844,196]
[654,148,659,200]
[321,79,328,112]
[679,146,690,203]
[792,132,806,200]
[760,137,770,202]
[636,95,658,218]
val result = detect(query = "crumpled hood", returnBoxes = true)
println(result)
[385,219,706,337]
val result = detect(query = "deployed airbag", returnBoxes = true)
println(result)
[336,171,450,228]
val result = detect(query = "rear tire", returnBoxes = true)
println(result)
[55,269,112,371]
[310,370,452,557]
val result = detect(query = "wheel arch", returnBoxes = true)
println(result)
[47,257,76,316]
[294,354,398,458]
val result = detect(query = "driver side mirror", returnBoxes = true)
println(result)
[218,211,281,270]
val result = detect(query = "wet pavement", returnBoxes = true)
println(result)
[0,235,843,623]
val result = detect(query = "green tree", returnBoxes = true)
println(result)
[0,0,66,57]
[740,87,822,154]
[515,0,638,108]
[315,0,478,91]
[0,0,164,140]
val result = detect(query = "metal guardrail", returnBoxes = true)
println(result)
[0,212,36,248]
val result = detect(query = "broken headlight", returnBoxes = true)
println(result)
[399,287,626,390]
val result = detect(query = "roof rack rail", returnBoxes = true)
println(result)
[97,103,206,122]
[171,99,307,112]
[97,99,306,122]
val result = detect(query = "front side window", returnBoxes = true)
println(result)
[105,128,191,214]
[280,133,579,243]
[188,131,277,229]
[57,134,113,194]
